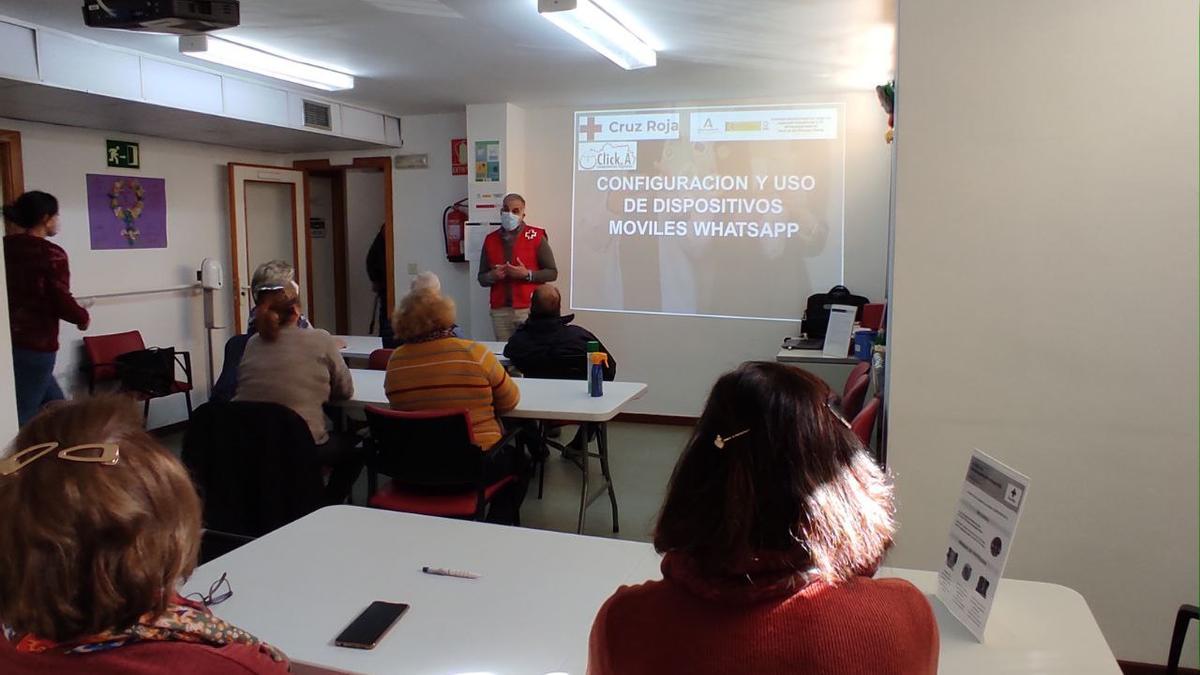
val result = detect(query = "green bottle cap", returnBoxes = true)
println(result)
[586,341,600,352]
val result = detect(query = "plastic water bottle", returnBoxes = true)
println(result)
[589,352,608,397]
[585,340,600,392]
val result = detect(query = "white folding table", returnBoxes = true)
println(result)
[185,507,1120,675]
[337,335,386,361]
[338,336,509,365]
[343,369,648,533]
[775,347,860,365]
[775,346,861,390]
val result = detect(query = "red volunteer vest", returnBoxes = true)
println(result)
[483,224,545,309]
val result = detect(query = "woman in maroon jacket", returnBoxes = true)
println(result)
[2,191,90,425]
[588,363,939,675]
[0,396,289,674]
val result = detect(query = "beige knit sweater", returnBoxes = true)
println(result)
[235,326,353,444]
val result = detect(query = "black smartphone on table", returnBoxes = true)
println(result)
[334,601,410,649]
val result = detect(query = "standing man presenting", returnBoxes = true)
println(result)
[477,193,558,340]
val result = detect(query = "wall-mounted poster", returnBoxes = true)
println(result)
[451,138,467,176]
[474,140,500,183]
[86,174,167,249]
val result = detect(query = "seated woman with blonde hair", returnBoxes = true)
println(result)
[0,396,288,674]
[384,288,527,523]
[588,362,938,675]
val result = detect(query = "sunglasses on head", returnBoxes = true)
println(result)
[714,401,853,451]
[0,442,120,477]
[825,400,853,430]
[252,283,287,303]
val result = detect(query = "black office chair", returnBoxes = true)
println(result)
[364,406,526,524]
[182,401,325,547]
[1167,603,1199,674]
[514,354,590,381]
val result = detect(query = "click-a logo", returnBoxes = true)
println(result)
[578,142,637,171]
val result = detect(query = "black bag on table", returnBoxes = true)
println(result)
[801,285,870,338]
[115,347,176,397]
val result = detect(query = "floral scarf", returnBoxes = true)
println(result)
[4,596,288,665]
[407,327,459,343]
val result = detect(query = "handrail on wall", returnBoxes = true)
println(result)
[75,284,201,301]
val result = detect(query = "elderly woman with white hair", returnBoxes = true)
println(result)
[410,271,442,293]
[391,271,465,343]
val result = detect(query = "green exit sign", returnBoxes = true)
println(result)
[106,140,140,169]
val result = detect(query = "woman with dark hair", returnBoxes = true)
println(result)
[587,362,938,675]
[234,283,360,504]
[0,395,288,673]
[2,191,90,425]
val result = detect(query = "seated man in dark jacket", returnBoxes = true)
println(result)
[504,285,616,381]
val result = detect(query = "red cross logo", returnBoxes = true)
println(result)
[579,115,602,141]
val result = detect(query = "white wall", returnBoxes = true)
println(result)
[0,137,16,437]
[293,112,471,336]
[4,118,281,428]
[521,94,891,415]
[465,103,525,340]
[391,113,471,334]
[0,246,17,439]
[344,169,387,335]
[887,0,1198,665]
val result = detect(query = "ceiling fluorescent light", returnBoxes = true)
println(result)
[179,35,354,91]
[538,0,656,70]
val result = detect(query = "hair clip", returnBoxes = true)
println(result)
[713,429,750,449]
[252,283,287,298]
[0,442,120,477]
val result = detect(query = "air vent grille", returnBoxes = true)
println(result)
[303,100,332,130]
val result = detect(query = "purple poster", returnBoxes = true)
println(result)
[86,174,167,249]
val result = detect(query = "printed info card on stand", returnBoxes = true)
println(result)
[822,304,856,358]
[937,450,1030,641]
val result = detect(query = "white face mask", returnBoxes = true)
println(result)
[500,212,521,232]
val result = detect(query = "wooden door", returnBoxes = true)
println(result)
[227,163,310,334]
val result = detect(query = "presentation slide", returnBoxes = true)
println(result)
[569,103,845,321]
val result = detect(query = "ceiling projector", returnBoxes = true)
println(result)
[82,0,240,34]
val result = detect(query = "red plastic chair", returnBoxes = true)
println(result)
[851,396,881,446]
[82,330,193,420]
[363,406,522,522]
[861,303,886,331]
[841,373,871,420]
[367,348,394,371]
[842,362,870,398]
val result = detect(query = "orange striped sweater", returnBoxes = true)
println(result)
[384,337,519,448]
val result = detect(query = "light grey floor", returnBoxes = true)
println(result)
[160,422,691,544]
[518,423,690,542]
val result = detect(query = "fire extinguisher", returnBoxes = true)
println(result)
[443,198,468,262]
